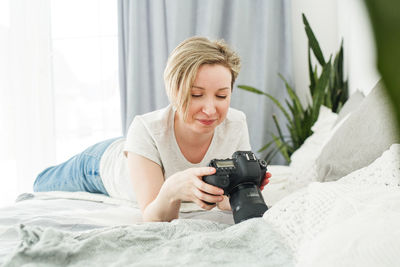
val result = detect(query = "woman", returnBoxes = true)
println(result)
[34,36,271,222]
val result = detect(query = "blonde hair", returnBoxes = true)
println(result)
[163,36,241,119]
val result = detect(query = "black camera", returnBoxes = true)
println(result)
[202,151,268,224]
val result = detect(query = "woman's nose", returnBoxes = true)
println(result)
[202,99,216,115]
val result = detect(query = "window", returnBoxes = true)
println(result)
[0,0,121,207]
[51,0,121,161]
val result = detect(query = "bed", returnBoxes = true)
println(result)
[1,81,399,266]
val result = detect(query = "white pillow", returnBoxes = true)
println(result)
[289,105,338,171]
[287,106,339,192]
[316,81,399,182]
[333,90,365,126]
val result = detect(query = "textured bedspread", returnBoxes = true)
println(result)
[2,218,293,267]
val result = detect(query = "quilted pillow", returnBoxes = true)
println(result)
[316,80,399,182]
[333,90,364,126]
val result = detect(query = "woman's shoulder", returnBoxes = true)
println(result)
[226,107,247,123]
[133,105,173,134]
[136,105,171,121]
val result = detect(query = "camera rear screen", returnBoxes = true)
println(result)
[215,160,234,168]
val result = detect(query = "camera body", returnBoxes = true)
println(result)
[203,151,269,224]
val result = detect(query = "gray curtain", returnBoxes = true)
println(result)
[118,0,292,164]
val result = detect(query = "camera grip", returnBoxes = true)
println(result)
[203,174,230,188]
[202,174,229,205]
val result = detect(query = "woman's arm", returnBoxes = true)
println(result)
[127,152,179,222]
[127,152,225,222]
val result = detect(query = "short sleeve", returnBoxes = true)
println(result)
[123,116,162,166]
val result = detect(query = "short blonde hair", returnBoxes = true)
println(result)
[163,36,241,119]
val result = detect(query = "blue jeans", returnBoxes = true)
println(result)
[33,137,121,195]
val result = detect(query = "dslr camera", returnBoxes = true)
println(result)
[202,151,268,224]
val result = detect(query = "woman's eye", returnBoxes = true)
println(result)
[216,95,227,99]
[191,94,202,98]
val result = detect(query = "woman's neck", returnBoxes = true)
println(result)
[174,113,214,163]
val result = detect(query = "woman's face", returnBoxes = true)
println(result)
[182,64,232,135]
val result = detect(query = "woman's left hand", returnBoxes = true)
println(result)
[260,172,271,191]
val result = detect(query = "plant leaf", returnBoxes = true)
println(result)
[302,13,326,66]
[271,134,290,163]
[257,139,275,153]
[263,92,293,125]
[272,114,285,143]
[237,85,265,95]
[308,47,316,95]
[312,60,331,120]
[238,84,293,127]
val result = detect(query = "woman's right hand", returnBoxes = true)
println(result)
[161,167,225,210]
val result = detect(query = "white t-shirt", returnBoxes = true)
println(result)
[100,105,251,203]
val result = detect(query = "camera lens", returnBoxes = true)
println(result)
[228,183,268,223]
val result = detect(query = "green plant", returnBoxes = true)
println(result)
[303,14,349,113]
[363,0,400,137]
[238,14,348,163]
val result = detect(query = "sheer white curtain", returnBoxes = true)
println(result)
[0,0,55,206]
[0,0,121,207]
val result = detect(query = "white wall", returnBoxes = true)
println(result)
[291,0,339,105]
[291,0,380,101]
[337,0,380,95]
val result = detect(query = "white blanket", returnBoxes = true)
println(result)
[2,219,293,267]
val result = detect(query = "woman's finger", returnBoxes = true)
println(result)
[260,172,271,191]
[192,176,224,196]
[192,196,216,210]
[261,177,270,186]
[194,189,224,203]
[261,172,271,186]
[189,167,216,177]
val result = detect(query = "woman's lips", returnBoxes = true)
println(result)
[198,119,216,126]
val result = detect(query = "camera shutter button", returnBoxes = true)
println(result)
[259,160,267,168]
